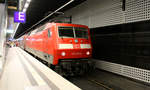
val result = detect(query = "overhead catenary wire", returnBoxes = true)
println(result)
[26,0,74,32]
[14,0,74,38]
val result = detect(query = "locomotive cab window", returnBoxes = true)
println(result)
[74,27,88,39]
[58,27,74,38]
[58,26,88,39]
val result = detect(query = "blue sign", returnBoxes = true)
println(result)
[14,12,26,23]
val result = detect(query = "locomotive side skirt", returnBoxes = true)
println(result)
[25,46,54,64]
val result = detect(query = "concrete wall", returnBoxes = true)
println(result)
[65,0,150,28]
[65,0,124,28]
[0,4,7,73]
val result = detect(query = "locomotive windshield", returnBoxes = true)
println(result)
[74,27,88,38]
[58,26,88,38]
[58,27,74,38]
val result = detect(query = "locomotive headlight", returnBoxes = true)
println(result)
[61,52,66,56]
[86,51,90,55]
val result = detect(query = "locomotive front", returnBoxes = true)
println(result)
[55,23,93,75]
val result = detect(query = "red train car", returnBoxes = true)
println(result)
[23,23,93,75]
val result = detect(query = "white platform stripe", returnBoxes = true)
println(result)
[80,44,91,49]
[59,44,73,49]
[24,60,47,86]
[17,47,81,90]
[16,50,47,86]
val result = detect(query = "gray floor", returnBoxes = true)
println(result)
[0,47,80,90]
[68,69,150,90]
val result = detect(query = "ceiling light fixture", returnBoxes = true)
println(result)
[23,8,26,12]
[27,0,31,2]
[24,2,29,8]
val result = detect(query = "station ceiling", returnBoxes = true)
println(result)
[9,0,86,39]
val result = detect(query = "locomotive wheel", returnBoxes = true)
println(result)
[54,65,65,76]
[48,64,55,69]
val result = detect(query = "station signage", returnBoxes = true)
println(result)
[14,11,26,23]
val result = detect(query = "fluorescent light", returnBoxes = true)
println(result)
[8,6,17,10]
[22,0,31,12]
[23,8,26,12]
[27,0,31,2]
[12,23,20,38]
[6,29,14,33]
[24,2,29,8]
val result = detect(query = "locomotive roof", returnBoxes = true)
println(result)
[46,23,89,28]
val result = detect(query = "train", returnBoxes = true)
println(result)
[20,23,93,76]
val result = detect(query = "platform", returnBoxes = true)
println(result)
[0,47,81,90]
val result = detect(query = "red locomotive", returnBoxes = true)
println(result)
[22,23,93,75]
